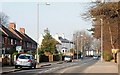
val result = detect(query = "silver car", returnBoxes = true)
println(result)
[15,54,36,69]
[64,56,73,62]
[93,55,99,60]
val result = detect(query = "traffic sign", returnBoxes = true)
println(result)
[16,46,22,51]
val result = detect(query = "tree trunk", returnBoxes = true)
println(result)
[108,25,115,49]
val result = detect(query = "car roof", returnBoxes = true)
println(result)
[19,54,32,56]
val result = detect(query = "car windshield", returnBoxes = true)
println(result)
[18,55,30,59]
[65,56,71,58]
[94,55,98,57]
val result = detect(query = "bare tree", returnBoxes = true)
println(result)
[0,12,9,26]
[73,30,93,54]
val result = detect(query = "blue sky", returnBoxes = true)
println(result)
[1,2,93,42]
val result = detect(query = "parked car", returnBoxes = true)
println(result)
[64,55,73,62]
[15,54,36,69]
[93,55,99,60]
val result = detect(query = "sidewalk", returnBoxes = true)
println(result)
[83,60,118,73]
[1,61,63,74]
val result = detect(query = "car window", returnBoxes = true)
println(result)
[18,55,30,59]
[32,56,34,59]
[65,56,71,58]
[93,55,98,57]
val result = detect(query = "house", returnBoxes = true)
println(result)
[0,24,21,54]
[53,34,75,54]
[0,23,37,54]
[39,33,75,54]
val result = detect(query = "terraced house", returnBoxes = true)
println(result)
[0,23,37,54]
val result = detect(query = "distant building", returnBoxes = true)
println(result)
[53,34,75,54]
[39,33,75,54]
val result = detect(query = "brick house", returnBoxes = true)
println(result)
[0,23,37,54]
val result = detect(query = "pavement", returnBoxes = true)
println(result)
[0,61,63,74]
[83,60,118,73]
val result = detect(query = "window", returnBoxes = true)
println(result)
[15,40,17,44]
[2,37,4,44]
[8,38,10,44]
[18,55,30,59]
[11,39,13,45]
[27,42,29,47]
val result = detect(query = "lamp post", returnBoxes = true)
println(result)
[36,2,50,64]
[36,3,40,64]
[100,18,103,62]
[77,36,79,60]
[81,35,83,58]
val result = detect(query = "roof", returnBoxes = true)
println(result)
[58,37,73,43]
[14,28,37,44]
[0,24,37,44]
[7,25,37,44]
[1,25,21,40]
[14,29,28,41]
[24,34,37,44]
[62,47,68,49]
[0,28,8,36]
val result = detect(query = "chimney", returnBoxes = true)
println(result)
[9,23,16,29]
[19,28,25,34]
[61,33,65,39]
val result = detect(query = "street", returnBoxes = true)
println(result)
[2,57,98,75]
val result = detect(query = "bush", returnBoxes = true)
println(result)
[103,51,113,61]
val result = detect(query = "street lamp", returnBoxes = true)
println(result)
[76,35,79,60]
[36,2,50,64]
[36,3,40,64]
[100,18,103,62]
[80,35,83,58]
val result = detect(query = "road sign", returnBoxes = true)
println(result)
[112,49,119,54]
[16,46,22,51]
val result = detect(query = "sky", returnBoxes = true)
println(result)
[1,1,94,42]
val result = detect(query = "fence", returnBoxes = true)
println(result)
[2,54,11,66]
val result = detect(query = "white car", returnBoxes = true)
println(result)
[15,54,36,69]
[64,56,73,62]
[93,55,99,60]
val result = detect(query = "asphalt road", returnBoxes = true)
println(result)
[2,57,98,75]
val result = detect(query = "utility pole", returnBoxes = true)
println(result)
[81,35,83,58]
[36,3,40,64]
[100,18,103,62]
[77,36,79,60]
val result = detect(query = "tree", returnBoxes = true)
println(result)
[73,30,93,55]
[70,48,75,54]
[92,2,119,48]
[82,2,120,60]
[40,28,58,55]
[9,44,17,54]
[0,12,9,26]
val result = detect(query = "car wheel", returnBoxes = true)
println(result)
[20,66,22,69]
[29,66,32,69]
[15,66,18,69]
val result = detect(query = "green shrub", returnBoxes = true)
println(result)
[12,52,18,59]
[103,51,113,61]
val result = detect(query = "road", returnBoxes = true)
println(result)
[2,57,98,75]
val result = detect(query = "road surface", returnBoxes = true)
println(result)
[2,57,98,75]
